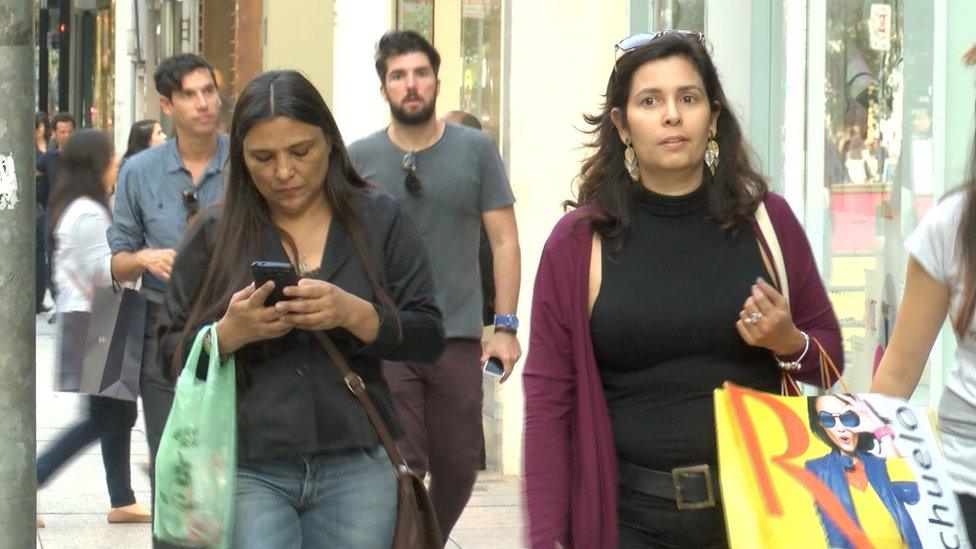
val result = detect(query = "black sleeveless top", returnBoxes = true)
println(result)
[589,183,779,471]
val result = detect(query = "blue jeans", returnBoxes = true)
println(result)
[233,445,397,549]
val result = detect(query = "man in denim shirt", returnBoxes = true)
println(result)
[107,54,227,543]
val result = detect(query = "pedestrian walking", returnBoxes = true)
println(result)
[35,111,52,313]
[37,111,76,310]
[348,30,522,541]
[37,129,151,528]
[871,42,976,544]
[521,30,844,548]
[106,53,227,548]
[157,69,444,548]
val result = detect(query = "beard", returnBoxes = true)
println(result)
[390,95,436,126]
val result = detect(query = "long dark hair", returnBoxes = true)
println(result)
[954,46,976,337]
[568,33,767,250]
[46,130,113,248]
[122,119,158,163]
[173,70,400,374]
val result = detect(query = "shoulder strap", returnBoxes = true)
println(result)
[311,331,410,471]
[755,201,790,304]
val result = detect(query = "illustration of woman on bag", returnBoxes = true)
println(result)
[805,394,922,549]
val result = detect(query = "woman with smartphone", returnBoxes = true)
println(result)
[39,130,151,527]
[158,70,445,548]
[521,32,843,548]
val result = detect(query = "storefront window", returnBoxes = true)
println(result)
[819,1,940,400]
[397,0,435,43]
[459,0,502,145]
[629,0,704,34]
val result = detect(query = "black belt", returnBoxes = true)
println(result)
[618,459,718,510]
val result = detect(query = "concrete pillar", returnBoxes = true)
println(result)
[0,0,39,544]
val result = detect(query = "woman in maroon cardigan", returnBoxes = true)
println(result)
[522,31,844,548]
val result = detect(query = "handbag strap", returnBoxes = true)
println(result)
[311,331,411,472]
[63,267,95,302]
[754,202,790,304]
[63,265,126,304]
[781,336,850,395]
[756,203,850,396]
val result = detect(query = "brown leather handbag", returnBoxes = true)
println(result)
[313,332,444,549]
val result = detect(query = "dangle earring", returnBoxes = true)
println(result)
[623,138,640,182]
[704,131,720,176]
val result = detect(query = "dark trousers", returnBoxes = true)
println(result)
[383,338,484,541]
[960,492,976,546]
[37,395,138,508]
[617,485,728,549]
[141,299,179,548]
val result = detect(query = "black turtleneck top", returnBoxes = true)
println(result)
[589,183,779,472]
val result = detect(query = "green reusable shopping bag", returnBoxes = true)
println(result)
[153,324,236,548]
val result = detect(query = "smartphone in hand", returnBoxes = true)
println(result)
[483,357,504,380]
[250,261,299,306]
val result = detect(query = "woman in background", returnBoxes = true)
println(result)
[38,130,151,527]
[871,42,976,544]
[120,119,166,171]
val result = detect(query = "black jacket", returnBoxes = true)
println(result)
[158,188,445,460]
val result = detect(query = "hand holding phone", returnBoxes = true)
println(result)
[214,279,293,355]
[250,261,300,306]
[483,357,504,380]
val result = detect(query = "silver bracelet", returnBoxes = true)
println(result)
[775,331,810,372]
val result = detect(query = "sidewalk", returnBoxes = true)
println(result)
[34,316,525,548]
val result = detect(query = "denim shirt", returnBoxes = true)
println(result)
[107,134,229,292]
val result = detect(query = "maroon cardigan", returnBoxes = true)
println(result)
[521,192,844,548]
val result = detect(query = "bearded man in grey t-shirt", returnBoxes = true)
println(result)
[348,30,521,540]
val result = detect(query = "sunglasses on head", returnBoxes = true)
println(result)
[400,151,421,196]
[818,410,860,429]
[615,30,706,54]
[181,189,199,219]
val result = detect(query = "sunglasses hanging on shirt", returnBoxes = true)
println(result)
[181,189,199,220]
[400,151,422,196]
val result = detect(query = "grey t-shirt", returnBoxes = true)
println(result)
[348,124,514,339]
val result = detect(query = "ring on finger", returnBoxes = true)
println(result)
[743,311,763,326]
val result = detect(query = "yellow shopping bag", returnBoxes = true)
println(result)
[716,383,969,549]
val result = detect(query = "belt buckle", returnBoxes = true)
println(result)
[672,464,715,510]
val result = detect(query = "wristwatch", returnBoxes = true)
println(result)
[493,314,519,335]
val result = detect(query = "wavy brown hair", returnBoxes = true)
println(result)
[171,70,400,374]
[567,33,767,250]
[953,45,976,337]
